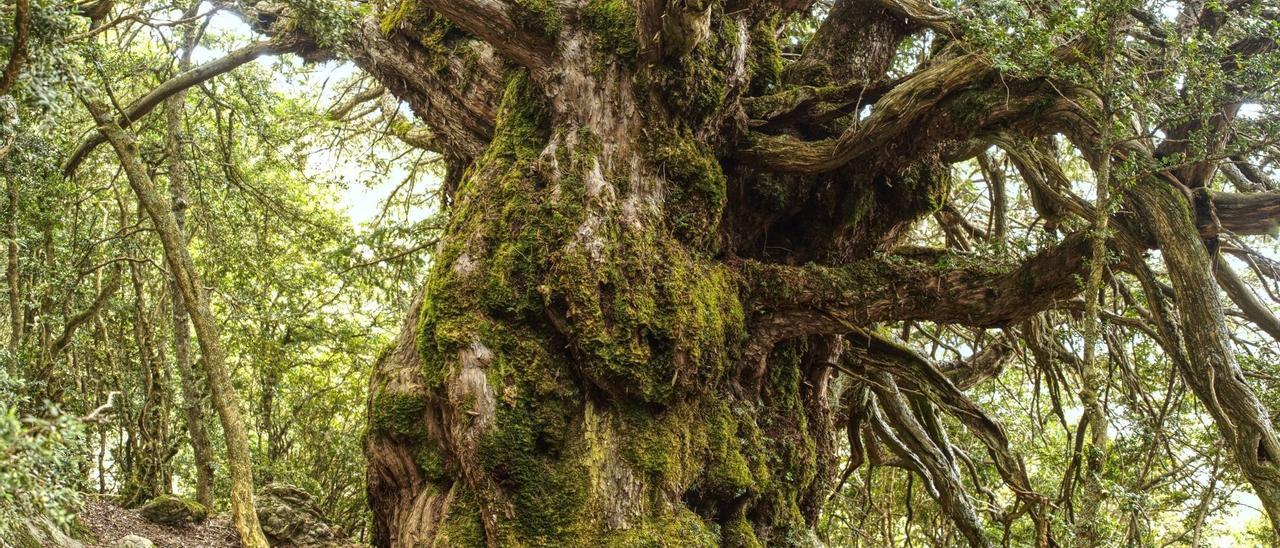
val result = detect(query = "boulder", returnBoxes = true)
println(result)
[138,495,208,525]
[256,484,351,547]
[111,534,156,548]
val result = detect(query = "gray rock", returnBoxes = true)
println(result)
[111,534,156,548]
[256,483,353,547]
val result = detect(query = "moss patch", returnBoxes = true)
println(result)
[508,0,562,38]
[603,508,719,546]
[644,129,727,250]
[139,495,208,525]
[437,490,486,546]
[746,18,783,95]
[584,0,639,59]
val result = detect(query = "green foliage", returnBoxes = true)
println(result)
[282,0,359,52]
[0,371,85,541]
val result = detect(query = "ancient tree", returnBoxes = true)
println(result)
[61,0,1280,544]
[343,0,1280,545]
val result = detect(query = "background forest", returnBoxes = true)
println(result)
[0,1,438,542]
[3,0,1280,546]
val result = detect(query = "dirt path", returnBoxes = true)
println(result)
[79,497,239,548]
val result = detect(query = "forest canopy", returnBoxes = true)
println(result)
[4,0,1280,546]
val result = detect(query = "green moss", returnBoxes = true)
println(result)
[369,392,428,438]
[902,161,951,215]
[701,400,756,501]
[139,495,208,525]
[478,397,589,541]
[603,508,719,547]
[584,0,639,59]
[508,0,562,38]
[945,81,1007,128]
[644,129,727,249]
[417,71,554,390]
[470,320,590,543]
[412,444,447,482]
[617,404,700,493]
[721,514,763,548]
[379,0,459,74]
[552,236,745,403]
[653,7,733,123]
[417,15,459,58]
[379,0,422,33]
[746,18,783,95]
[437,491,486,547]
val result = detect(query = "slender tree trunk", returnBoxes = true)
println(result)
[165,48,216,509]
[6,173,20,365]
[85,99,270,548]
[121,257,171,506]
[1074,133,1111,548]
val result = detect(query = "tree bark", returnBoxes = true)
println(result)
[85,99,269,548]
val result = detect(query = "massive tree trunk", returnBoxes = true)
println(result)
[363,3,830,542]
[358,0,1044,544]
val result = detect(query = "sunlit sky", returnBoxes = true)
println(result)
[192,9,432,228]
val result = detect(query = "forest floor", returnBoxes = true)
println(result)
[80,497,239,547]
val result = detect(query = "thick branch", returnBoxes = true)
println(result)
[1216,255,1280,342]
[866,371,992,548]
[1201,189,1280,236]
[853,330,1054,544]
[873,0,956,36]
[739,232,1092,359]
[740,54,1058,174]
[415,0,554,71]
[348,19,499,161]
[63,39,291,176]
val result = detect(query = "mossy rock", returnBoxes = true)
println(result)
[138,495,208,525]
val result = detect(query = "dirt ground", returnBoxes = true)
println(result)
[79,496,239,548]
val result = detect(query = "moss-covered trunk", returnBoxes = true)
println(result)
[362,7,846,543]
